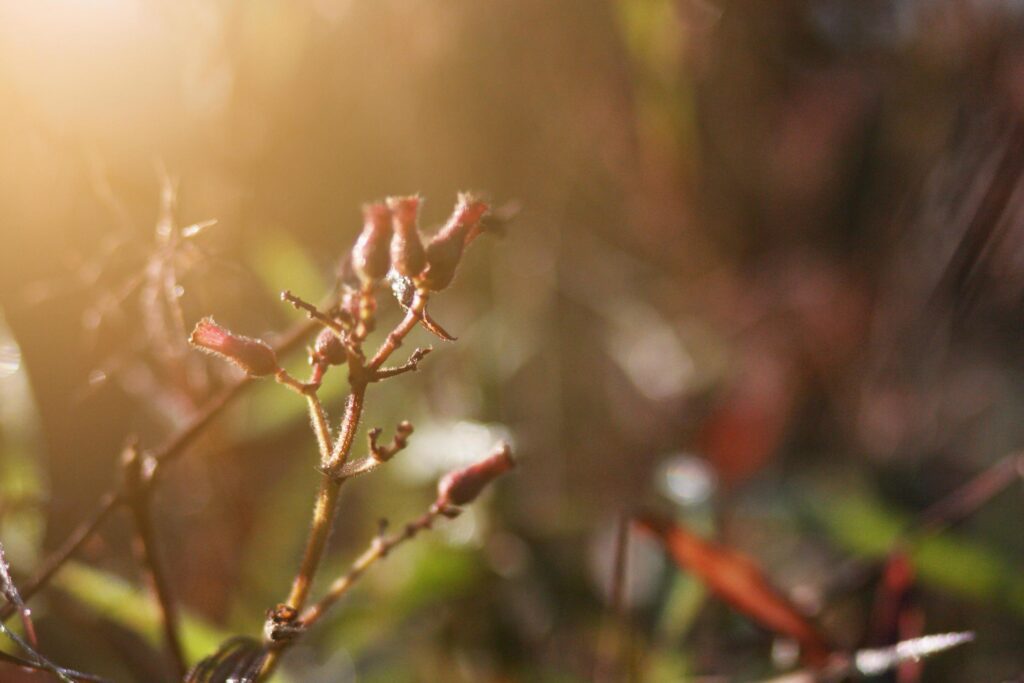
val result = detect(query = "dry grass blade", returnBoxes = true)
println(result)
[855,631,974,676]
[634,514,831,666]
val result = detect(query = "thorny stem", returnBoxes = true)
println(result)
[299,507,444,630]
[0,314,322,624]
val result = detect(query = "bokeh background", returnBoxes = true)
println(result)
[1,1,1024,681]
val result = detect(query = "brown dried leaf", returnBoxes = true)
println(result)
[635,514,831,666]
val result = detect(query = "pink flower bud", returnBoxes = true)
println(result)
[436,443,514,507]
[387,195,427,278]
[313,328,347,366]
[351,203,392,284]
[189,317,280,377]
[421,194,490,291]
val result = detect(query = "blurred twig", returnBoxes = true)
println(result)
[297,507,445,630]
[122,441,186,679]
[0,312,323,624]
[1,542,107,683]
[595,513,632,683]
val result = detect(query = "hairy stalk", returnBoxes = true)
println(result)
[284,388,366,613]
[299,507,443,629]
[306,394,332,466]
[260,292,430,680]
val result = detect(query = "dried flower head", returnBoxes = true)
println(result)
[387,195,427,278]
[189,317,280,377]
[436,443,515,507]
[421,193,490,291]
[351,202,392,285]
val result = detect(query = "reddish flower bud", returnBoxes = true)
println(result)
[387,195,427,278]
[189,317,280,377]
[313,328,347,366]
[421,194,490,291]
[351,202,392,284]
[436,443,514,507]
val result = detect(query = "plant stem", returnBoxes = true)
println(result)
[260,292,430,680]
[368,292,426,370]
[285,388,365,612]
[306,394,332,468]
[299,507,442,630]
[125,469,187,678]
[258,388,365,681]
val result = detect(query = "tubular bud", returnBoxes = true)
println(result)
[189,317,280,377]
[421,194,490,291]
[436,443,515,507]
[351,202,392,284]
[387,195,427,278]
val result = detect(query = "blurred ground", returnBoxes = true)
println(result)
[1,1,1023,681]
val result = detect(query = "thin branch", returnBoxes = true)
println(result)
[280,290,343,333]
[917,451,1024,536]
[368,291,428,370]
[372,346,432,380]
[327,421,415,482]
[0,541,37,647]
[595,513,631,683]
[306,394,333,468]
[122,443,187,678]
[298,507,445,630]
[1,313,322,623]
[0,491,122,622]
[0,646,111,683]
[367,421,413,463]
[0,543,106,683]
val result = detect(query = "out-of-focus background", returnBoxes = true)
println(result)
[1,1,1023,681]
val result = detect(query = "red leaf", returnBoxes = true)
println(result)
[635,514,831,666]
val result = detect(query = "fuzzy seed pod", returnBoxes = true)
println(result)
[387,195,427,278]
[351,203,392,284]
[313,328,347,366]
[436,443,514,507]
[421,193,490,291]
[189,318,280,377]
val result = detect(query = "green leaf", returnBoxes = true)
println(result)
[53,562,230,665]
[808,490,1024,616]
